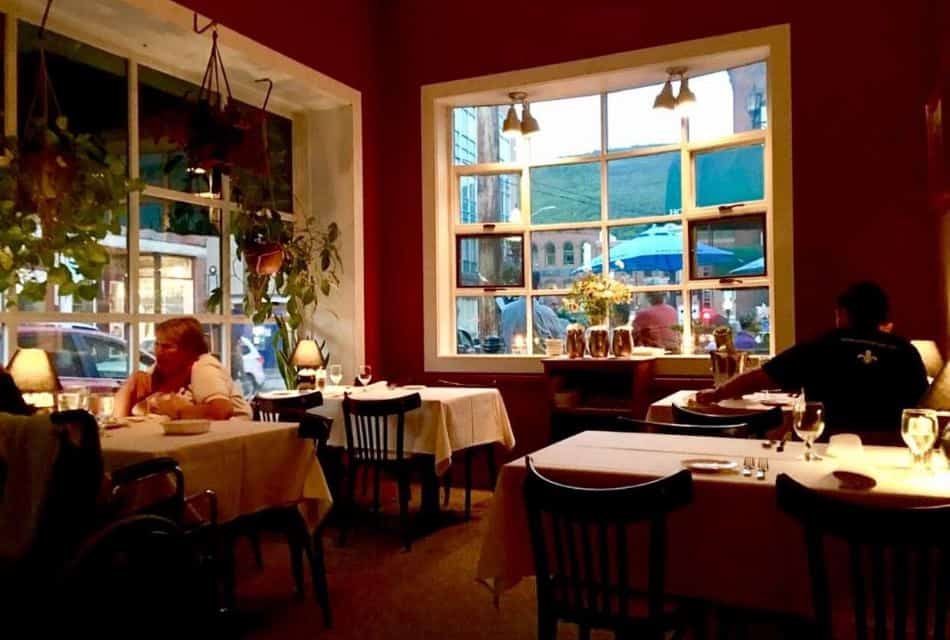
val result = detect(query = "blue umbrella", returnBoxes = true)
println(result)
[573,224,733,274]
[729,257,764,275]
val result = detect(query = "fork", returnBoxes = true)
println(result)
[742,456,755,477]
[755,457,769,480]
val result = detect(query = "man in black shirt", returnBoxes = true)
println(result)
[696,282,928,443]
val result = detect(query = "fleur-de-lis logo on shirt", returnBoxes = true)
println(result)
[857,349,878,365]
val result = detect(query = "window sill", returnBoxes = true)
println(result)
[427,353,767,377]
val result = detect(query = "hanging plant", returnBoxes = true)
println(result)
[185,25,248,174]
[0,4,143,306]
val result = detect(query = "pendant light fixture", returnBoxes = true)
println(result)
[653,67,698,114]
[501,92,541,138]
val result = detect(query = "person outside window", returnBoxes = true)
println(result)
[633,292,680,352]
[500,272,564,352]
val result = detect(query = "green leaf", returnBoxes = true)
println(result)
[77,282,99,300]
[55,116,69,131]
[47,265,71,286]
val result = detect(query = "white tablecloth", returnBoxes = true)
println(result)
[310,386,515,475]
[647,389,795,431]
[101,419,332,530]
[477,430,950,615]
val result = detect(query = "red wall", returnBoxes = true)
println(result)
[377,0,938,385]
[181,0,939,459]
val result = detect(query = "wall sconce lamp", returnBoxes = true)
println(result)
[502,92,540,138]
[653,66,697,115]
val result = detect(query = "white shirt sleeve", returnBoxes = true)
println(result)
[189,354,233,403]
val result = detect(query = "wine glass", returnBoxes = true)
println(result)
[793,401,825,461]
[329,364,343,386]
[358,364,373,390]
[901,408,939,471]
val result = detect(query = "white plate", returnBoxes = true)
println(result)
[681,458,739,473]
[162,420,211,435]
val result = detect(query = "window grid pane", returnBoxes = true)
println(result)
[451,60,771,356]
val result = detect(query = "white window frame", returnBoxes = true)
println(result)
[422,25,794,376]
[0,5,357,377]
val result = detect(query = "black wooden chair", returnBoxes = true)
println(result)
[435,379,499,520]
[55,514,218,638]
[340,392,424,550]
[671,403,782,438]
[248,392,332,626]
[523,456,702,640]
[613,416,752,439]
[777,473,950,640]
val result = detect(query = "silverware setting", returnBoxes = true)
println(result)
[742,456,754,477]
[755,457,769,480]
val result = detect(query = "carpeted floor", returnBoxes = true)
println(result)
[231,486,793,639]
[234,487,563,639]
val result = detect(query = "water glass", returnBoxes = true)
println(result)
[57,387,89,412]
[793,401,825,461]
[329,364,343,386]
[88,393,115,439]
[901,408,939,471]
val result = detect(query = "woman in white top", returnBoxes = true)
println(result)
[113,317,252,420]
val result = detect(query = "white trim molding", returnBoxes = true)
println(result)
[422,25,793,376]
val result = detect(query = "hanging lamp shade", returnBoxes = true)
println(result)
[653,79,677,110]
[520,103,540,137]
[675,76,697,115]
[502,104,521,138]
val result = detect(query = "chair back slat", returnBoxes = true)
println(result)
[777,473,950,640]
[252,391,323,424]
[342,393,422,464]
[614,416,751,439]
[523,457,692,632]
[671,403,781,437]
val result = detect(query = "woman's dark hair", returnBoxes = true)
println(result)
[837,282,889,330]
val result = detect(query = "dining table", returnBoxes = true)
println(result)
[100,418,332,530]
[476,430,950,616]
[647,389,797,430]
[308,383,516,475]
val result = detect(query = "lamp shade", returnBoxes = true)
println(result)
[653,79,676,110]
[7,348,61,393]
[291,339,324,368]
[501,104,521,138]
[520,103,540,137]
[674,77,696,115]
[912,340,944,378]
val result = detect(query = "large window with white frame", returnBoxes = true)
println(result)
[0,13,297,396]
[449,60,772,357]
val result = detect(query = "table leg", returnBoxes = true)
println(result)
[419,464,441,519]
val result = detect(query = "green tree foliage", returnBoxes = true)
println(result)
[0,120,142,307]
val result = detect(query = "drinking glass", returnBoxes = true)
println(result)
[329,364,343,386]
[358,364,373,389]
[89,393,115,439]
[57,387,89,411]
[793,401,825,461]
[901,408,939,471]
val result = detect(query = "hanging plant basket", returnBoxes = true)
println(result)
[185,28,248,173]
[0,1,143,306]
[243,240,284,275]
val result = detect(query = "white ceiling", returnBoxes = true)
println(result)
[5,0,347,114]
